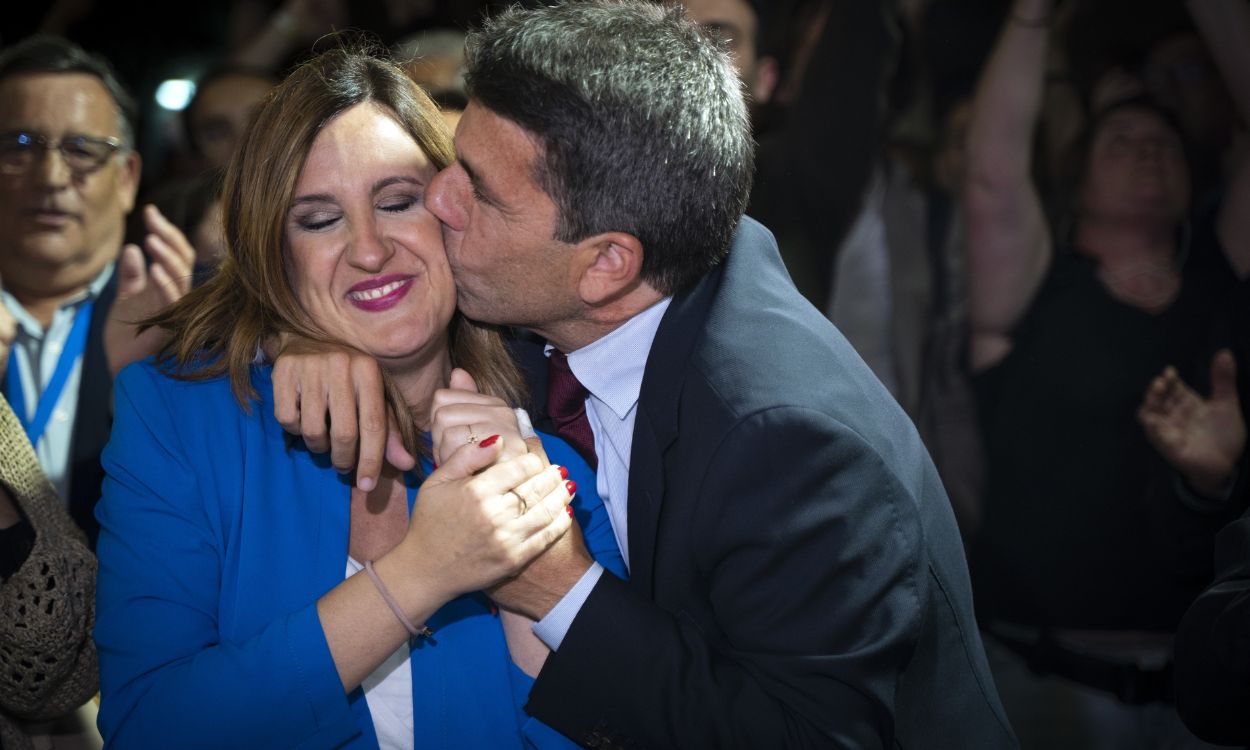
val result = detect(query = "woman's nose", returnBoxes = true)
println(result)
[345,221,392,270]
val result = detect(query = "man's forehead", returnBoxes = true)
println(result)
[456,102,544,176]
[0,72,120,131]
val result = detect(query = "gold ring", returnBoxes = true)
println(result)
[513,491,528,516]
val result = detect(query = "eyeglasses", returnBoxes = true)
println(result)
[0,131,124,176]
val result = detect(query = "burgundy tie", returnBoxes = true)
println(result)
[546,350,598,471]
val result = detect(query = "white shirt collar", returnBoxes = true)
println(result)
[546,297,672,420]
[1,262,115,339]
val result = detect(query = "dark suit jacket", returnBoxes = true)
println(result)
[1174,499,1250,746]
[518,217,1016,748]
[67,269,117,547]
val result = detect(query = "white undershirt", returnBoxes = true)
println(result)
[346,557,413,750]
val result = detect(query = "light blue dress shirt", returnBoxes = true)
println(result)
[533,298,671,650]
[1,264,113,503]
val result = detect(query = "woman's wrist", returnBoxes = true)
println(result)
[376,537,448,629]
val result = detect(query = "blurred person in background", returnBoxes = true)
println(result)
[0,35,196,544]
[965,0,1250,746]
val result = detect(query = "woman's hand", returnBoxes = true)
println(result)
[431,367,545,467]
[395,438,575,605]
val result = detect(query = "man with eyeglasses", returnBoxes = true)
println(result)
[0,35,196,546]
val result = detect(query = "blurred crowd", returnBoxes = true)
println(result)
[0,0,1247,748]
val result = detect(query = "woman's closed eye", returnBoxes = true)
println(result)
[379,196,419,214]
[296,211,341,231]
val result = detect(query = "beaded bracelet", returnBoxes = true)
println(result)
[364,560,433,639]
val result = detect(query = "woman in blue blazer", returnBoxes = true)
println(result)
[93,45,623,750]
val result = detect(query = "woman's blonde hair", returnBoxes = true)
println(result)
[147,40,526,461]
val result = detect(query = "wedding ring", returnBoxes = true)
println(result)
[466,425,478,445]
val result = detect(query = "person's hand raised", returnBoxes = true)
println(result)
[1139,349,1247,499]
[104,205,197,376]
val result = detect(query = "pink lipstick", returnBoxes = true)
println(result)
[346,274,414,312]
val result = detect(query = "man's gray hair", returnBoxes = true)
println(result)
[465,0,754,295]
[0,34,137,150]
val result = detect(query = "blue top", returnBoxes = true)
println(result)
[94,360,625,749]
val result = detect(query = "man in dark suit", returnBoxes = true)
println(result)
[1174,502,1250,746]
[0,36,195,545]
[273,1,1015,746]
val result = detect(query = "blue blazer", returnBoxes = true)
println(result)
[94,361,624,749]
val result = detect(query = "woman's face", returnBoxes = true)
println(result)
[285,102,455,369]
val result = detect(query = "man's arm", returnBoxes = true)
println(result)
[522,408,934,749]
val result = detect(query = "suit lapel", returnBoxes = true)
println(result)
[69,268,119,547]
[626,237,726,594]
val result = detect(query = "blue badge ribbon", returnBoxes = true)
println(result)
[3,300,94,445]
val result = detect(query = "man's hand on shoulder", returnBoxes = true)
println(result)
[270,335,415,491]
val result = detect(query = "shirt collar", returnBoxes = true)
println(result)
[546,297,672,421]
[2,262,115,340]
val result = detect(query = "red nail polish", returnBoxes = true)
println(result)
[557,465,569,479]
[565,480,576,495]
[565,505,574,518]
[479,434,500,448]
[432,462,438,470]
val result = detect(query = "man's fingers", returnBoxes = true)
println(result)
[145,204,197,267]
[354,360,388,490]
[145,233,193,296]
[272,363,302,434]
[147,262,182,309]
[326,362,359,473]
[117,244,148,299]
[299,375,330,454]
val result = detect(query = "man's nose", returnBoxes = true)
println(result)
[34,145,73,187]
[427,164,467,232]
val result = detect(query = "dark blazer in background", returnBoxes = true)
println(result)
[519,217,1017,748]
[68,269,117,547]
[1174,499,1250,746]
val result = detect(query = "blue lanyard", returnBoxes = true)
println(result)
[3,300,94,445]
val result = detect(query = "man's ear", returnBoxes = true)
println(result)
[117,150,142,215]
[575,231,645,306]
